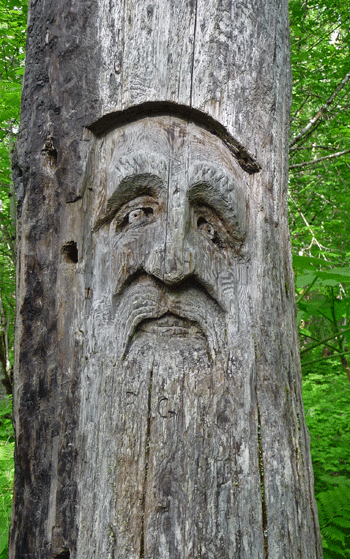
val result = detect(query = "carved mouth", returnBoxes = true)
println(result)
[136,312,205,338]
[114,274,226,360]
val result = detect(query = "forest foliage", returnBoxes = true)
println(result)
[289,1,350,556]
[0,0,350,557]
[0,1,27,555]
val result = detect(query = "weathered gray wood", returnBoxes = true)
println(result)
[10,1,322,558]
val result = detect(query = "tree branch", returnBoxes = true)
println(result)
[299,331,340,354]
[289,148,350,170]
[300,325,350,355]
[302,350,350,368]
[296,275,318,304]
[290,69,350,148]
[288,193,326,253]
[290,145,338,152]
[290,93,311,123]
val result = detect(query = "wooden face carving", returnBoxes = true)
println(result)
[92,115,249,360]
[78,116,255,557]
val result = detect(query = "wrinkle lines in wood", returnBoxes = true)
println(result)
[163,152,172,286]
[189,0,198,108]
[257,401,269,558]
[139,364,153,559]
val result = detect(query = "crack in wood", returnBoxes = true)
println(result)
[189,0,198,107]
[257,403,269,558]
[139,366,153,558]
[162,154,171,284]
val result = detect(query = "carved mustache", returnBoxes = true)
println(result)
[112,273,226,360]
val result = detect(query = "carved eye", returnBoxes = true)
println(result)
[128,207,154,224]
[197,216,215,239]
[113,196,158,230]
[195,212,227,249]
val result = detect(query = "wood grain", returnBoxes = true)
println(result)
[10,1,322,558]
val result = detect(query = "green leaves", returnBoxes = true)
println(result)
[290,3,350,555]
[0,396,14,559]
[0,0,348,557]
[0,2,27,554]
[289,0,350,259]
[303,371,350,558]
[294,255,350,284]
[0,1,27,134]
[0,0,27,393]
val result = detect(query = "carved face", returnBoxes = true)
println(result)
[81,116,254,556]
[92,115,249,358]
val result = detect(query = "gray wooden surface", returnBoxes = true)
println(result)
[10,1,322,558]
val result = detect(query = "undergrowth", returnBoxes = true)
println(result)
[303,365,350,558]
[0,396,14,559]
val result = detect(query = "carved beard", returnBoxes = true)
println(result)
[111,290,234,559]
[77,275,247,558]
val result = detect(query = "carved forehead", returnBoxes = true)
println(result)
[89,102,261,174]
[99,115,246,194]
[106,115,236,158]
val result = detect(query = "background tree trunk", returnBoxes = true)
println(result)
[10,1,323,558]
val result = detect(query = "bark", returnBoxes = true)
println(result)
[10,1,322,558]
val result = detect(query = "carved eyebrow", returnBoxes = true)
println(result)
[188,180,237,224]
[93,173,164,231]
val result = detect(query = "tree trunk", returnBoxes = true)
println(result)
[10,1,323,558]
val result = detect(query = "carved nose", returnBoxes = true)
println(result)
[144,204,195,285]
[162,193,196,284]
[162,240,191,285]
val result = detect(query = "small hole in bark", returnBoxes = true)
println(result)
[53,550,70,559]
[61,241,78,263]
[42,137,58,168]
